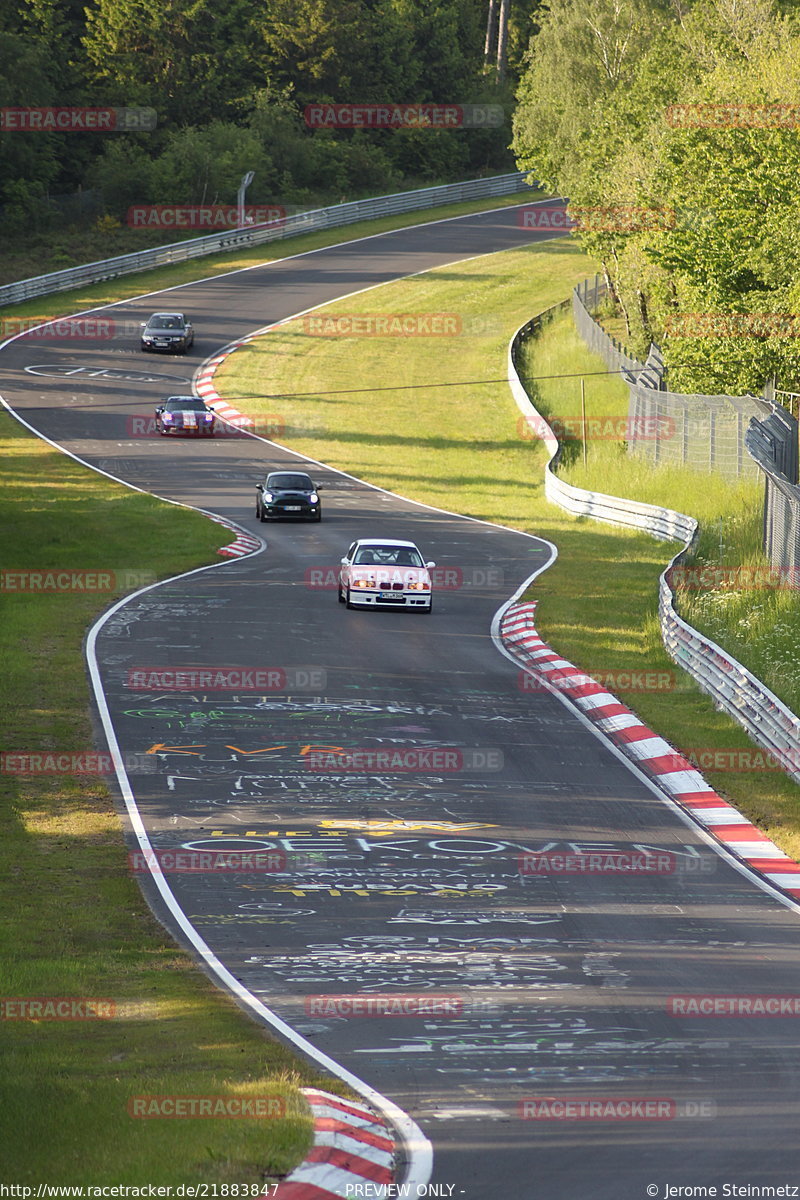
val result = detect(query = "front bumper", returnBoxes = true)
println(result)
[347,590,431,608]
[142,338,188,353]
[160,420,215,435]
[263,503,320,519]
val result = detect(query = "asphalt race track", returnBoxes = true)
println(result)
[3,205,800,1198]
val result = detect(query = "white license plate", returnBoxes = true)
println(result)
[285,505,301,511]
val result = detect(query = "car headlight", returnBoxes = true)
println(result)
[354,578,374,588]
[262,492,273,501]
[408,580,430,590]
[310,493,319,503]
[161,413,173,421]
[203,413,213,422]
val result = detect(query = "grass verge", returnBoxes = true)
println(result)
[214,242,800,861]
[525,311,800,719]
[0,189,540,325]
[0,417,338,1183]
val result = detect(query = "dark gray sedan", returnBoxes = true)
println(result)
[140,312,194,354]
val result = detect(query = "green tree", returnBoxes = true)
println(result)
[0,31,60,210]
[82,0,267,124]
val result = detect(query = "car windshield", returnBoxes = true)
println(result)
[166,398,207,412]
[149,316,183,330]
[354,545,424,567]
[267,475,313,490]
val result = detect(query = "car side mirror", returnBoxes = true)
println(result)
[140,322,146,328]
[340,557,348,565]
[426,561,436,568]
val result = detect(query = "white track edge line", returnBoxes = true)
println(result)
[0,414,431,1193]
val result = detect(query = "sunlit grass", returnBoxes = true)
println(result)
[0,420,338,1181]
[217,246,800,859]
[525,311,800,714]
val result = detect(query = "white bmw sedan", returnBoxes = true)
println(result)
[338,539,435,611]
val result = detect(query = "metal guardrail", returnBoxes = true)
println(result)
[510,303,696,543]
[509,309,800,786]
[660,575,800,784]
[0,172,532,309]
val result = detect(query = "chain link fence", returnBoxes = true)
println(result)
[571,276,644,378]
[745,407,800,584]
[627,381,769,478]
[573,276,769,480]
[573,275,800,579]
[509,304,800,782]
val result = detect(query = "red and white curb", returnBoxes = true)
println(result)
[208,513,262,559]
[501,600,800,899]
[272,1088,396,1198]
[195,349,265,558]
[195,340,257,431]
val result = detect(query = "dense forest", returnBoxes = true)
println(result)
[513,0,800,394]
[0,0,539,236]
[3,0,797,397]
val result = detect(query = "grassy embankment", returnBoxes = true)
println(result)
[213,239,800,860]
[0,424,335,1182]
[526,309,800,720]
